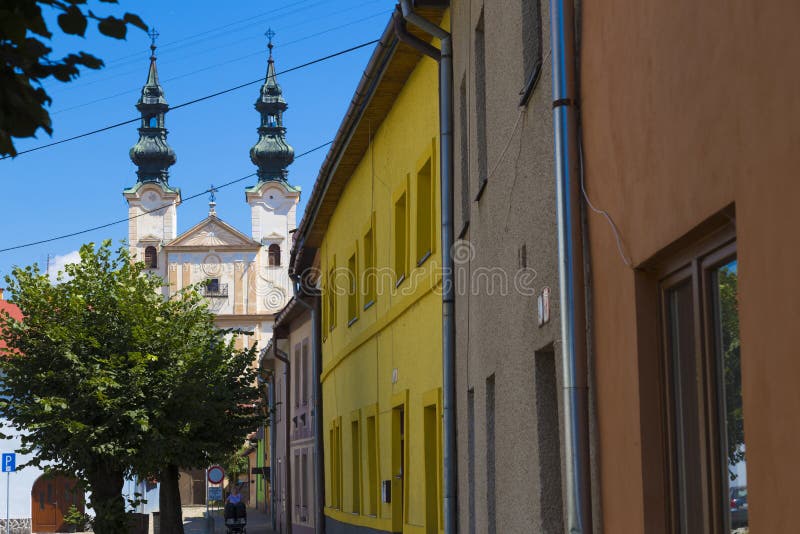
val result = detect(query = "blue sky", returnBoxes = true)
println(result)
[0,0,391,282]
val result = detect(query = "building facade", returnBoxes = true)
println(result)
[122,36,299,507]
[580,1,800,532]
[449,1,586,533]
[290,9,448,533]
[264,292,319,534]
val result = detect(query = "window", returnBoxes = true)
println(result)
[485,374,496,533]
[301,339,309,406]
[394,192,407,285]
[327,261,337,331]
[144,246,157,269]
[519,0,543,106]
[347,252,358,325]
[147,115,158,128]
[351,418,361,514]
[294,344,301,408]
[208,278,219,293]
[268,244,281,266]
[301,451,309,522]
[366,415,378,516]
[459,75,470,231]
[363,220,376,308]
[474,11,488,195]
[658,230,744,532]
[416,158,433,265]
[267,114,278,127]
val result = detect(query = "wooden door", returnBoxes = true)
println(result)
[31,475,84,533]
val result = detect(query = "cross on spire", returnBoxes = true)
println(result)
[208,184,217,216]
[148,27,160,59]
[266,27,276,57]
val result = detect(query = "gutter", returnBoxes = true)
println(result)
[549,0,593,531]
[288,277,324,533]
[397,3,456,533]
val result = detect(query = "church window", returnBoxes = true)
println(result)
[269,244,281,266]
[148,116,158,128]
[267,114,278,127]
[144,246,157,268]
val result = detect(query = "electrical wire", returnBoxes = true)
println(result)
[0,40,378,161]
[49,0,384,95]
[51,10,392,116]
[0,140,333,253]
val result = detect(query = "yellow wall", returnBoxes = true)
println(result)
[320,40,444,534]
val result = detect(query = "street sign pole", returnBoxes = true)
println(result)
[6,470,9,534]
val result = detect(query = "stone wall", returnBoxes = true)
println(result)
[0,518,31,534]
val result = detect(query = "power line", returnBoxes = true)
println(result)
[1,40,378,161]
[49,0,383,96]
[51,9,392,116]
[0,140,333,253]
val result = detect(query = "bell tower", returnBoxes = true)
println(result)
[123,29,180,278]
[246,29,300,308]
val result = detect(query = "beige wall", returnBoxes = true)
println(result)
[581,1,800,532]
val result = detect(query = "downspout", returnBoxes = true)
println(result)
[549,0,593,532]
[397,3,456,534]
[269,376,277,530]
[274,342,293,534]
[290,278,324,534]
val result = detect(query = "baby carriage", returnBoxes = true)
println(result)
[224,501,247,533]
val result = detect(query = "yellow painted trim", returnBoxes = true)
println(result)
[320,276,442,382]
[324,507,393,531]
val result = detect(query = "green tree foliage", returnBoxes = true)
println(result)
[718,264,744,477]
[0,242,262,533]
[0,1,147,156]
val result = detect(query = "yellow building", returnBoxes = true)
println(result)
[290,9,448,534]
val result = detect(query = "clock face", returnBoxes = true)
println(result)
[141,191,164,211]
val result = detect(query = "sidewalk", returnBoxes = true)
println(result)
[182,505,274,534]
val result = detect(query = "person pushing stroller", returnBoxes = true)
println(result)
[224,485,247,533]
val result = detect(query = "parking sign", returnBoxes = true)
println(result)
[1,454,14,473]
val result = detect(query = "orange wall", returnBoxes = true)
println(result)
[581,1,800,531]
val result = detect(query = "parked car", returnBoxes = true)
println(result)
[730,485,748,529]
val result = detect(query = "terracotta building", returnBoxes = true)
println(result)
[579,1,800,532]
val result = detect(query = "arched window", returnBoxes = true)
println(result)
[268,244,281,266]
[148,116,158,128]
[144,246,158,269]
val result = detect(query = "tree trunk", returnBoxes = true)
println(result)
[87,468,127,534]
[158,464,185,534]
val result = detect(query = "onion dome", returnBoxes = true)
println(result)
[129,29,176,184]
[250,29,295,182]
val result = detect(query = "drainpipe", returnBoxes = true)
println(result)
[549,0,592,532]
[290,278,324,534]
[397,3,456,533]
[273,342,292,534]
[269,376,277,531]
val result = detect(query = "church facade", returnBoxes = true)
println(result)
[123,34,299,506]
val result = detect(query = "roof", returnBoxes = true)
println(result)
[273,292,316,338]
[290,7,445,274]
[0,298,23,352]
[165,215,261,250]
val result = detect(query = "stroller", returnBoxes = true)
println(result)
[224,501,247,533]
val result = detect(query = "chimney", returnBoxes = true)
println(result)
[0,288,4,300]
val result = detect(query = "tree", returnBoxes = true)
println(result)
[0,242,262,533]
[132,287,261,534]
[0,1,147,157]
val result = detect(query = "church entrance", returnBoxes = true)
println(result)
[31,474,84,533]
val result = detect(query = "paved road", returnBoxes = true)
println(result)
[182,505,274,534]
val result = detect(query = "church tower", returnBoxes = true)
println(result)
[123,29,179,280]
[246,30,301,271]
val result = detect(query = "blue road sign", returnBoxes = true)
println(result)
[1,454,15,473]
